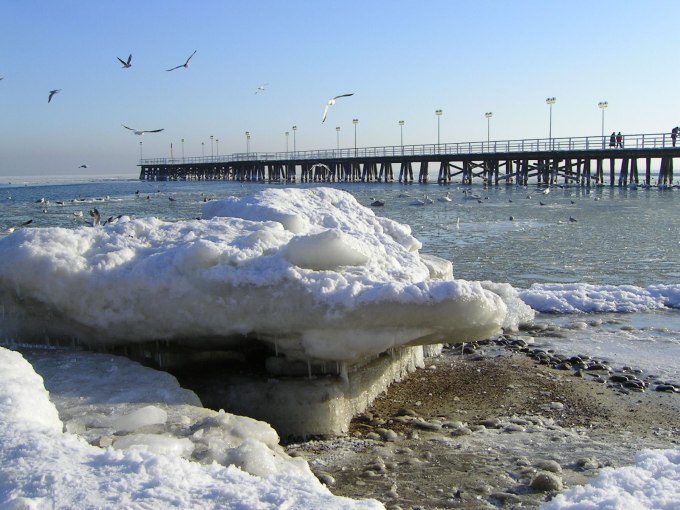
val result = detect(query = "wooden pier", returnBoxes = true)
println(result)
[139,132,679,187]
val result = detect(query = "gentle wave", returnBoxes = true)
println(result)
[518,283,680,313]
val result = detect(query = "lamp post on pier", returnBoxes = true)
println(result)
[292,125,297,153]
[399,120,404,154]
[353,118,359,156]
[201,142,205,158]
[336,126,340,150]
[485,112,493,149]
[139,141,143,162]
[210,135,214,158]
[546,97,556,149]
[285,131,289,153]
[181,138,185,163]
[435,109,443,151]
[245,132,250,155]
[598,101,608,149]
[216,138,219,157]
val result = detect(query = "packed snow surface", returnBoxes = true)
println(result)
[541,448,680,510]
[0,187,514,363]
[0,346,382,509]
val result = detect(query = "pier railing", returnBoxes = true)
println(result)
[140,132,676,166]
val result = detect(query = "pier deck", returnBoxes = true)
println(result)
[139,132,680,187]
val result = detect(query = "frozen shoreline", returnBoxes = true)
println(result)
[289,342,680,509]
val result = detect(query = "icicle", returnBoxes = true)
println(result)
[340,362,349,385]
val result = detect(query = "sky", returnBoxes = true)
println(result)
[1,0,679,177]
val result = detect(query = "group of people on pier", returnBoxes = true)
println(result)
[609,132,624,148]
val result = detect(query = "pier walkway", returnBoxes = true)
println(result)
[139,132,679,186]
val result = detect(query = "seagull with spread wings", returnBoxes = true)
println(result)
[255,83,269,94]
[122,124,164,135]
[117,54,132,68]
[48,89,61,103]
[166,50,197,72]
[322,93,354,123]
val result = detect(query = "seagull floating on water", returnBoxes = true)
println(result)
[322,93,354,123]
[89,208,101,226]
[437,191,452,202]
[5,219,32,233]
[117,54,132,68]
[122,124,164,135]
[166,50,197,72]
[48,89,61,103]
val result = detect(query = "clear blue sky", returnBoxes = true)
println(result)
[1,0,679,177]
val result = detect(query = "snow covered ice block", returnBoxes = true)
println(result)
[0,187,509,366]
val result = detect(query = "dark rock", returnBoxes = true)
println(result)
[530,472,563,492]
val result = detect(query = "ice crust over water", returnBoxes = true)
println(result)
[0,187,509,363]
[519,283,680,313]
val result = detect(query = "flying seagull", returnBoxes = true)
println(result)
[117,54,132,68]
[166,50,197,72]
[322,93,354,123]
[48,89,61,103]
[255,83,269,94]
[79,164,88,168]
[122,124,164,135]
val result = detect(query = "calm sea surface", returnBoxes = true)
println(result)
[2,176,679,380]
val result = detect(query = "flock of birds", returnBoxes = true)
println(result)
[369,185,581,223]
[1,182,604,236]
[30,49,355,134]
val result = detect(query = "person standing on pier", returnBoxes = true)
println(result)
[609,132,616,148]
[616,132,623,148]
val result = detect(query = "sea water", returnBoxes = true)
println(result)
[1,176,678,381]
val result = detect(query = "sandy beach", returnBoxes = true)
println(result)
[288,340,680,509]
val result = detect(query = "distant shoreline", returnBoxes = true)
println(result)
[0,174,140,187]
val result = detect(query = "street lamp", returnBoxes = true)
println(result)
[210,135,214,158]
[546,97,557,149]
[181,138,185,163]
[353,118,359,156]
[435,109,443,147]
[336,126,341,150]
[216,138,219,157]
[598,101,608,149]
[201,142,205,158]
[485,112,493,148]
[292,125,297,153]
[399,120,404,153]
[139,141,143,161]
[245,132,251,155]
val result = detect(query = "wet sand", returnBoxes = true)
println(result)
[288,343,680,509]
